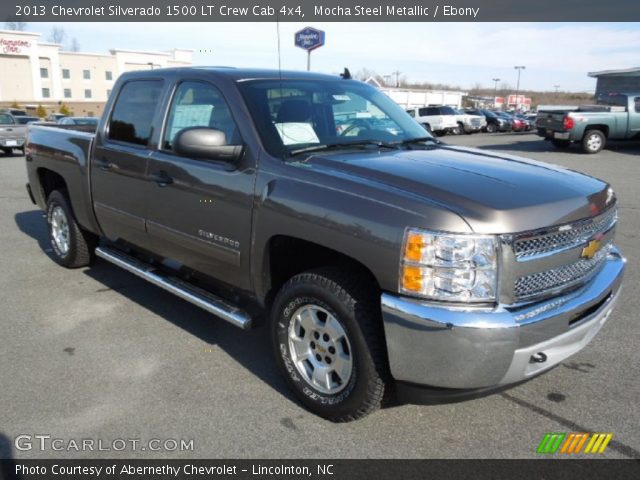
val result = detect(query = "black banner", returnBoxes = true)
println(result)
[2,0,640,22]
[1,460,640,480]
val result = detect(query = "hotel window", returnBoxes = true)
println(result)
[106,89,112,98]
[84,89,92,99]
[64,89,72,98]
[83,69,91,80]
[40,68,49,79]
[42,88,50,98]
[105,71,113,81]
[62,69,70,79]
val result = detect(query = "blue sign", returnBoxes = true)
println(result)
[294,27,325,52]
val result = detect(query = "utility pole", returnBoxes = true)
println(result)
[554,84,560,94]
[391,70,401,88]
[514,66,525,111]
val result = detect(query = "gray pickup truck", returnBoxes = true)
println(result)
[536,93,640,153]
[25,68,625,421]
[0,112,27,155]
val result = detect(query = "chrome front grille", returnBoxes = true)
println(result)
[514,244,610,299]
[514,207,617,260]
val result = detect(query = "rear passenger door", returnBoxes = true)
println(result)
[145,80,256,290]
[91,79,164,247]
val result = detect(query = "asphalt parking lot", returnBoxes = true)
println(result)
[0,132,638,459]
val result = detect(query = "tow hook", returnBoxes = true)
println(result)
[530,352,548,363]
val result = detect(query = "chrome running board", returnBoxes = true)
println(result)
[95,246,252,330]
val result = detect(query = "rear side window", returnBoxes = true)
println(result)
[406,109,415,118]
[418,107,439,116]
[108,80,163,146]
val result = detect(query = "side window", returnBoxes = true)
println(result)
[108,80,163,146]
[406,109,415,118]
[0,114,14,125]
[418,107,429,117]
[635,97,640,113]
[163,81,240,150]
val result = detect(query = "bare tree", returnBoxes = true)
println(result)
[69,38,81,52]
[48,27,66,44]
[4,21,28,31]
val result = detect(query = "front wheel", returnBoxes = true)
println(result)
[486,123,497,133]
[582,129,606,154]
[271,268,389,422]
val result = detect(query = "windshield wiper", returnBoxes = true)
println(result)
[289,140,398,156]
[398,136,441,145]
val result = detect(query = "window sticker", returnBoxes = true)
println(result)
[275,122,320,145]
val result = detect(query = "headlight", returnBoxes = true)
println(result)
[400,228,498,302]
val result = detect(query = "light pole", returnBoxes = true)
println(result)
[492,78,500,107]
[514,66,525,111]
[554,84,560,94]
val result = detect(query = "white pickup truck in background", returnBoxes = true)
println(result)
[406,105,458,135]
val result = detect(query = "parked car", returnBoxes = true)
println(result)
[46,113,68,122]
[14,116,40,125]
[514,114,535,131]
[536,93,640,153]
[496,112,526,132]
[451,108,486,134]
[0,112,26,155]
[465,109,511,133]
[0,108,27,117]
[57,117,99,126]
[25,67,625,421]
[406,105,458,135]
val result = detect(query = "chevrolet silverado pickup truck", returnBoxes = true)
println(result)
[536,93,640,153]
[0,112,27,155]
[25,68,625,421]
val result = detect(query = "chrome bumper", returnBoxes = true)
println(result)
[381,246,625,389]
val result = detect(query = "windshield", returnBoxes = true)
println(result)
[16,117,38,124]
[238,79,430,157]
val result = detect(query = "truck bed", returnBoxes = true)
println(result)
[26,124,98,233]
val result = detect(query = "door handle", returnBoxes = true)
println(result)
[95,158,113,171]
[150,171,173,187]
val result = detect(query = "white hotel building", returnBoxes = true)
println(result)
[0,28,192,115]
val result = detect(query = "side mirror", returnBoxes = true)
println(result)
[174,127,243,163]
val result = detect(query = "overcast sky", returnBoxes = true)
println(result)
[22,22,640,92]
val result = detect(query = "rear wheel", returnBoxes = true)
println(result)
[551,139,571,149]
[421,123,432,134]
[582,130,606,154]
[46,190,97,268]
[271,267,389,422]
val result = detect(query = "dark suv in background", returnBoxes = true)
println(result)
[465,109,511,133]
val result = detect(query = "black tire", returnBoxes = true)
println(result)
[271,267,389,422]
[46,190,97,268]
[421,123,432,134]
[581,129,606,154]
[486,123,497,133]
[551,139,571,149]
[2,148,12,156]
[451,123,462,135]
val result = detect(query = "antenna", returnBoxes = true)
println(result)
[276,13,282,76]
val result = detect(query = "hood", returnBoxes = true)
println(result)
[301,144,612,234]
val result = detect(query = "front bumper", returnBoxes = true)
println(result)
[381,246,625,389]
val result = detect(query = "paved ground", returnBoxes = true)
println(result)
[0,133,638,459]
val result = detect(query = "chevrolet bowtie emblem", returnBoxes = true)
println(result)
[581,240,602,259]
